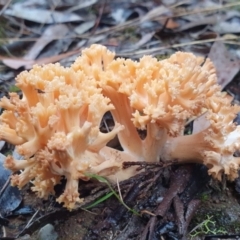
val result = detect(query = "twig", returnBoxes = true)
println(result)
[140,167,191,239]
[16,209,40,238]
[83,0,106,48]
[1,2,240,44]
[0,0,12,17]
[123,160,177,171]
[102,118,110,132]
[79,2,240,38]
[24,210,39,229]
[116,36,240,57]
[116,178,123,202]
[0,177,10,198]
[90,0,106,35]
[140,216,157,240]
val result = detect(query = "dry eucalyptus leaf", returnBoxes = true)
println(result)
[121,32,155,52]
[24,24,69,60]
[140,5,171,23]
[192,112,210,134]
[74,21,95,35]
[0,141,5,151]
[4,4,83,24]
[0,0,9,5]
[213,20,240,34]
[67,0,98,12]
[14,0,48,8]
[0,49,81,69]
[0,57,34,70]
[208,41,239,89]
[193,41,239,134]
[0,153,22,216]
[110,8,134,24]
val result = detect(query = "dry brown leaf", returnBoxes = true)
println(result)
[0,0,9,5]
[193,41,239,134]
[208,41,239,89]
[165,18,179,29]
[213,21,240,34]
[0,49,81,70]
[192,112,209,134]
[4,4,83,24]
[140,5,171,23]
[118,31,154,53]
[24,24,69,60]
[0,141,5,151]
[0,57,33,69]
[135,32,155,48]
[74,21,95,35]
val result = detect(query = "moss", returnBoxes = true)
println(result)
[188,199,240,238]
[188,215,227,239]
[199,192,210,202]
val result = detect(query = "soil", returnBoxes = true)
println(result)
[2,167,240,240]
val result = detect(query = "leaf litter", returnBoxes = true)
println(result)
[0,0,240,239]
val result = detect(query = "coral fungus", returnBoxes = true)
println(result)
[0,44,240,209]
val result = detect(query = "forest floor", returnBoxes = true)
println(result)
[0,0,240,239]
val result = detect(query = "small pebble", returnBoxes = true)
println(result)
[37,223,58,240]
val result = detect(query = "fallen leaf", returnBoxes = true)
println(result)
[192,112,210,134]
[135,32,155,48]
[161,0,177,6]
[121,32,155,52]
[88,34,107,44]
[110,7,134,24]
[14,0,48,8]
[208,41,239,89]
[165,18,179,29]
[4,4,83,24]
[213,20,240,34]
[193,41,239,134]
[0,48,81,69]
[0,153,22,216]
[67,0,98,12]
[74,21,95,35]
[193,31,217,40]
[140,5,171,23]
[24,24,69,60]
[0,141,4,151]
[0,57,33,69]
[37,36,74,59]
[178,19,215,32]
[0,0,9,5]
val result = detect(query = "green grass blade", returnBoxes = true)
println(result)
[84,172,140,216]
[83,192,114,210]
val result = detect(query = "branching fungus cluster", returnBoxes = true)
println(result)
[0,44,240,209]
